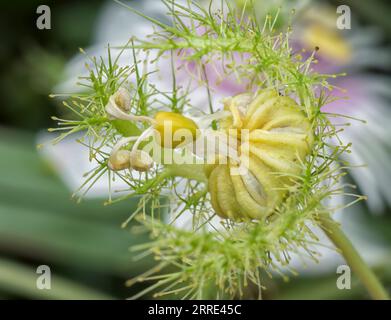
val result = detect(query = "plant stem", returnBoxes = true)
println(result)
[165,164,208,183]
[319,213,389,300]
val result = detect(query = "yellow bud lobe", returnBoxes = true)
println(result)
[154,112,198,148]
[108,150,131,171]
[129,150,154,172]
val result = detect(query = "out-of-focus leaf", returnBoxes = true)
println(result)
[0,258,113,299]
[0,128,154,276]
[336,0,391,37]
[271,262,391,300]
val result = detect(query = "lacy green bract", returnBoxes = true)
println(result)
[49,0,362,299]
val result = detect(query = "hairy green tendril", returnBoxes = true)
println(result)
[47,0,388,300]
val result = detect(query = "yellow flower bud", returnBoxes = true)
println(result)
[154,111,198,148]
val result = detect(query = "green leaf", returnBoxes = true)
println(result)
[0,258,113,299]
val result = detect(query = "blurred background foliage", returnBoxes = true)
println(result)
[0,0,391,299]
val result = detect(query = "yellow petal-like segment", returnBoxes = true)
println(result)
[230,169,266,220]
[208,166,226,219]
[216,165,243,220]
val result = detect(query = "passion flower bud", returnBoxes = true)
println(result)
[154,112,198,148]
[108,149,131,171]
[208,90,314,221]
[105,89,153,124]
[129,150,154,172]
[105,88,132,120]
[113,87,131,112]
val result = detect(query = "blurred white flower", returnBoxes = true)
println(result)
[294,3,391,213]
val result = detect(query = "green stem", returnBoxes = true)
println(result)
[319,213,389,300]
[165,164,208,183]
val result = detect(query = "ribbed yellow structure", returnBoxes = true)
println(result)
[207,90,314,221]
